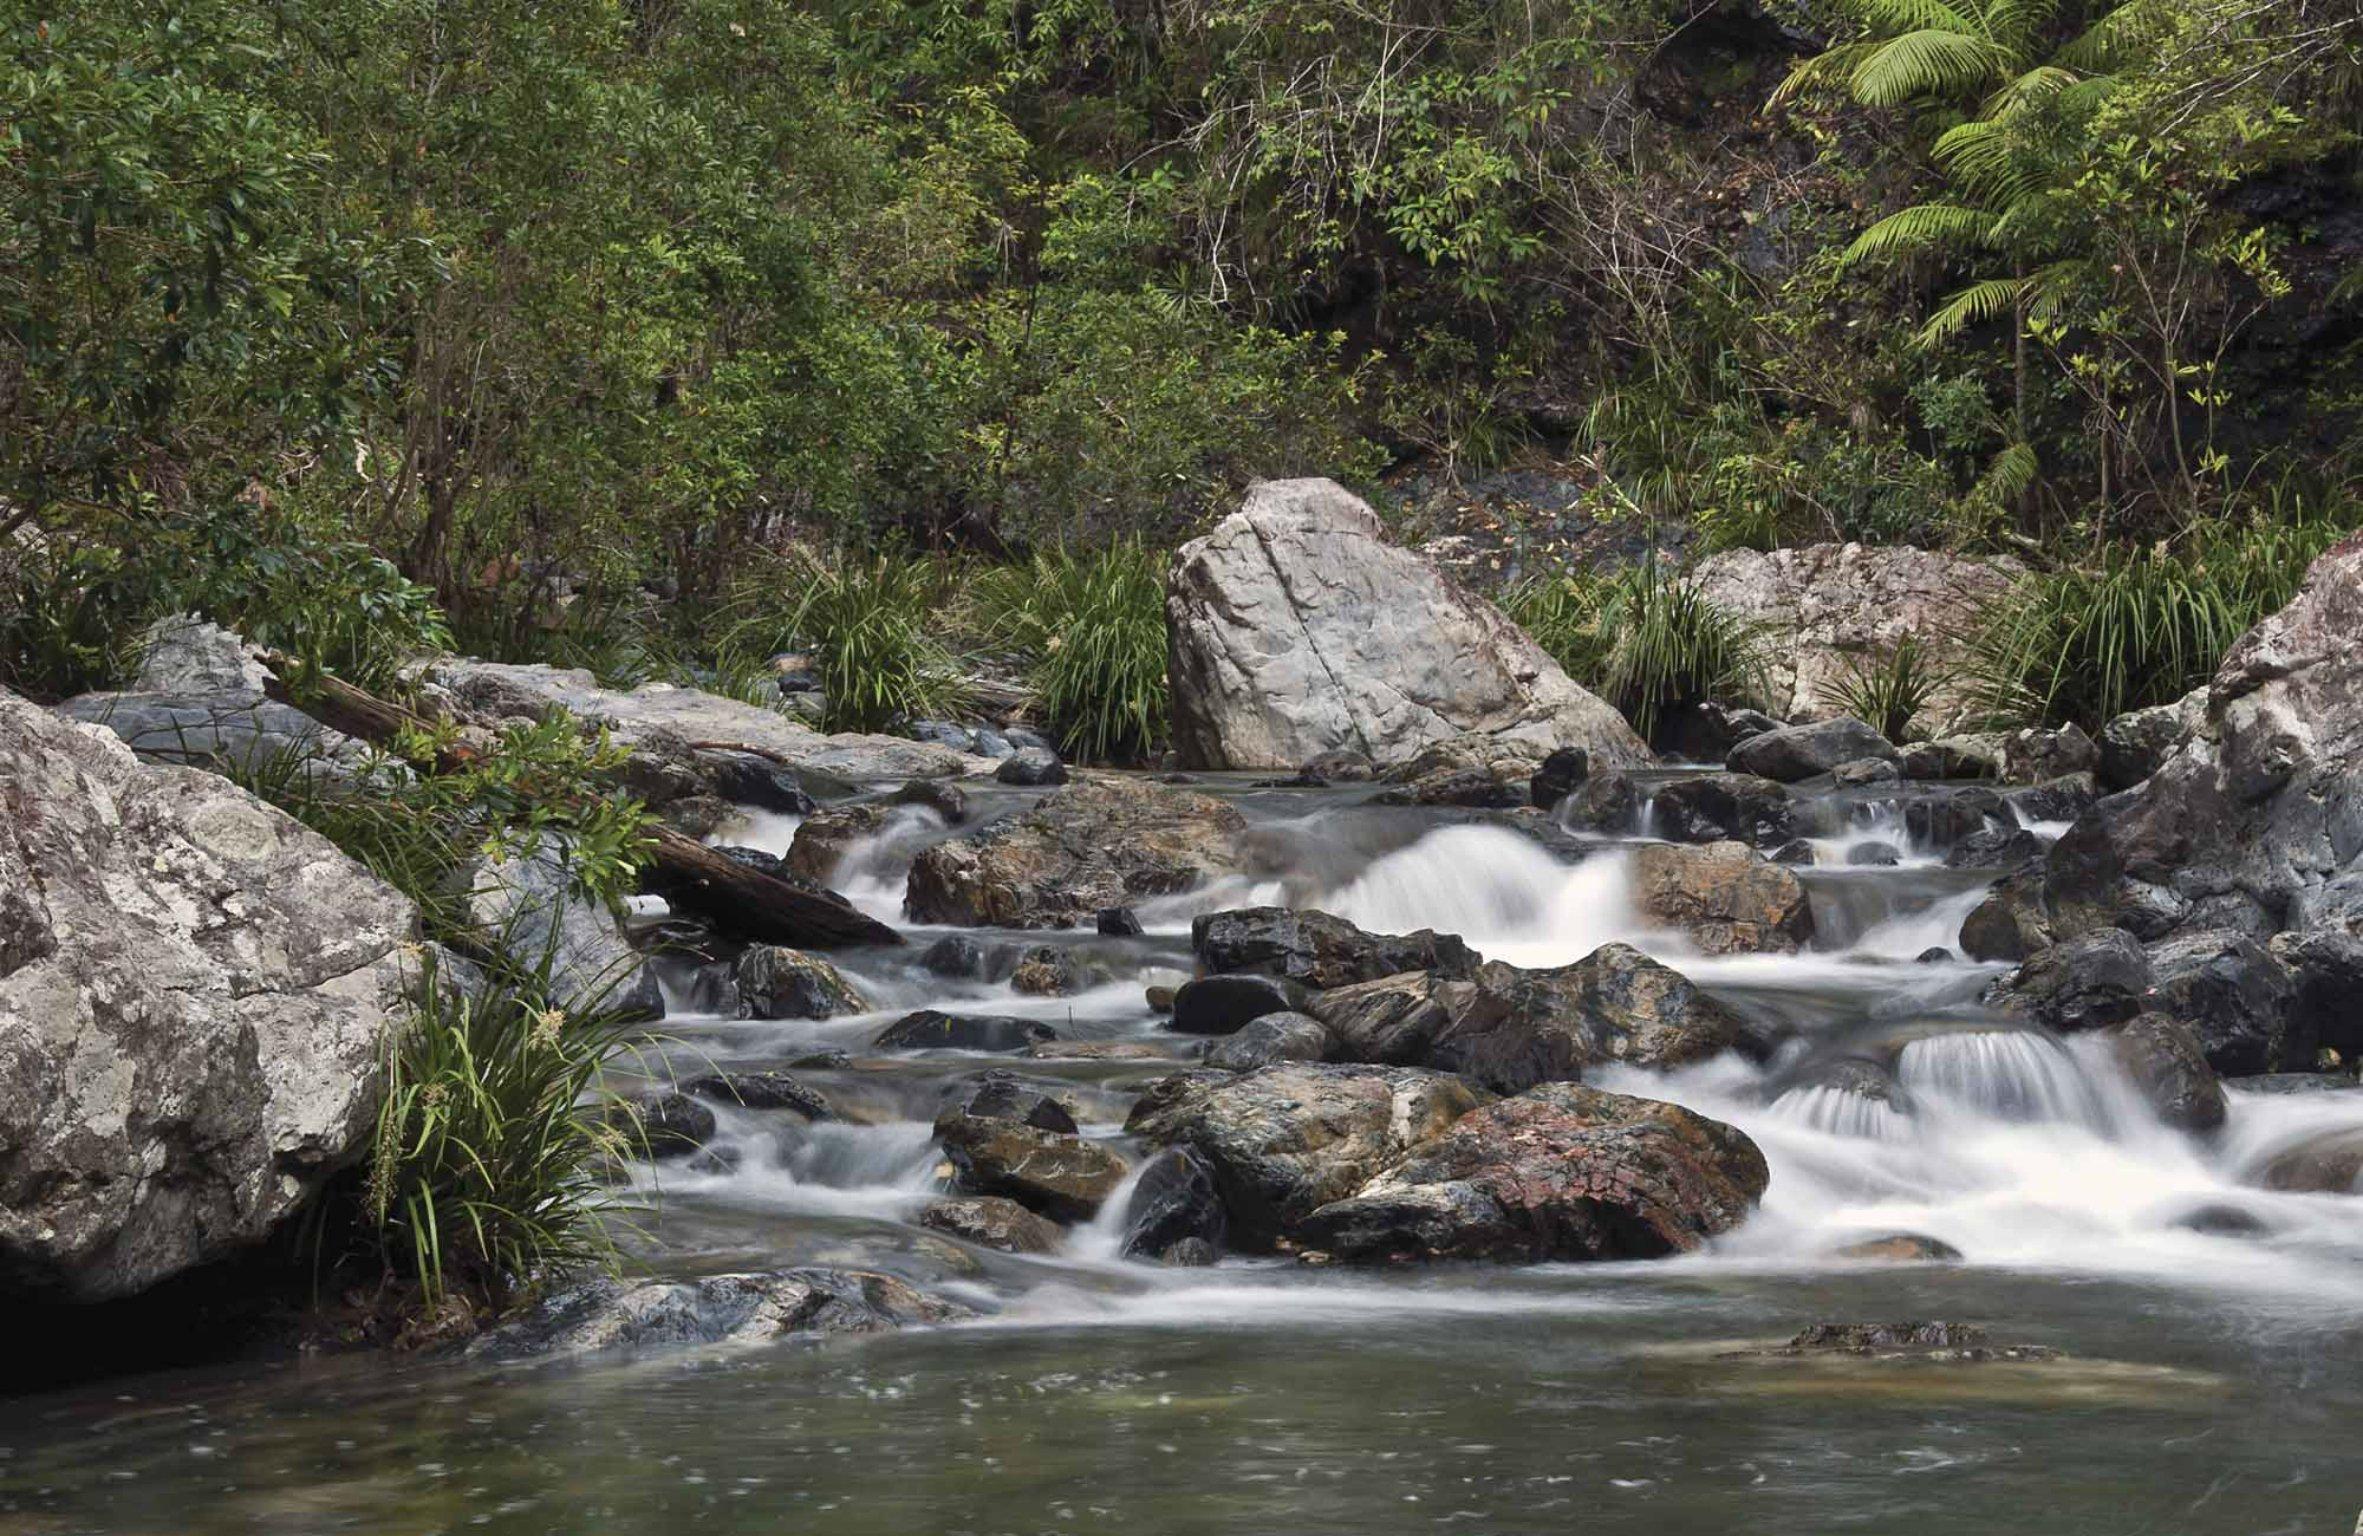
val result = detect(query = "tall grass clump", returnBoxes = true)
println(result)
[1507,563,1764,741]
[369,946,647,1313]
[976,539,1170,763]
[1824,634,1948,742]
[715,549,967,733]
[1970,513,2353,728]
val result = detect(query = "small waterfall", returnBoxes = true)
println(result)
[1317,825,1643,966]
[1767,1083,1913,1141]
[710,807,805,858]
[1896,1029,2117,1132]
[833,804,949,918]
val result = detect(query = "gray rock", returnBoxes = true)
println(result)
[458,846,661,1020]
[2098,688,2207,791]
[1847,842,1902,867]
[1560,770,1640,832]
[996,746,1068,786]
[1530,747,1590,808]
[1206,1011,1334,1070]
[1165,478,1649,771]
[0,692,420,1301]
[1946,826,2047,869]
[466,1268,966,1361]
[937,1070,1078,1134]
[1118,1147,1228,1261]
[875,1011,1057,1052]
[52,692,362,777]
[935,1114,1129,1221]
[1999,723,2100,785]
[1191,906,1480,990]
[1830,756,1901,788]
[2107,1013,2226,1133]
[2006,773,2098,825]
[1424,945,1749,1090]
[132,613,272,693]
[681,1071,832,1119]
[1905,786,2007,848]
[732,945,865,1020]
[918,1196,1062,1254]
[893,778,968,823]
[1989,929,2151,1032]
[1726,717,1898,782]
[2146,928,2295,1076]
[620,1092,717,1156]
[1900,735,2004,781]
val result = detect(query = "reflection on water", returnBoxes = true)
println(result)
[7,773,2363,1533]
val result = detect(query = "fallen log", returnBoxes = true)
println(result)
[263,658,902,948]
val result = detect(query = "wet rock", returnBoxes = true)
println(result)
[1097,907,1144,937]
[784,801,895,883]
[920,934,989,979]
[1772,1321,2054,1360]
[1559,770,1640,832]
[1959,864,2054,962]
[1302,748,1377,783]
[1631,841,1815,955]
[1300,971,1465,1065]
[0,691,421,1301]
[1160,1236,1220,1266]
[715,844,789,879]
[458,845,662,1020]
[733,945,865,1020]
[1904,786,2007,848]
[1026,1039,1177,1062]
[1171,973,1312,1035]
[2006,773,2098,825]
[2255,1127,2363,1193]
[1126,1064,1483,1250]
[2271,926,2363,1063]
[1989,929,2151,1032]
[1145,984,1178,1014]
[936,1115,1129,1221]
[1830,757,1900,788]
[997,746,1068,787]
[1946,826,2047,869]
[1206,1011,1334,1070]
[1727,717,1898,783]
[2098,689,2207,791]
[893,778,968,823]
[1166,478,1650,771]
[937,1070,1078,1134]
[1768,838,1817,866]
[1999,723,2100,785]
[1119,1147,1229,1261]
[1530,746,1590,808]
[2169,1201,2271,1236]
[681,1072,832,1120]
[1832,1234,1962,1262]
[1372,765,1524,809]
[1916,946,1954,964]
[1687,544,2024,736]
[875,1010,1057,1053]
[2106,1013,2226,1133]
[678,960,741,1015]
[1423,945,1749,1092]
[905,777,1247,928]
[467,1268,966,1362]
[1192,906,1480,990]
[1645,773,1796,846]
[2227,1072,2361,1094]
[699,754,817,815]
[1846,842,1902,868]
[2146,928,2296,1076]
[918,1196,1063,1254]
[621,1092,717,1157]
[1899,736,2003,781]
[1295,1083,1769,1263]
[1009,945,1081,996]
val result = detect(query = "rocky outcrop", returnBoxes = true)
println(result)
[1126,1064,1482,1249]
[466,1268,966,1361]
[1165,479,1649,771]
[1192,906,1479,990]
[1690,543,2025,735]
[904,776,1248,927]
[426,659,983,783]
[1630,841,1814,954]
[1,692,419,1301]
[53,615,364,775]
[1294,1083,1768,1263]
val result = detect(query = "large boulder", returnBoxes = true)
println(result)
[467,1268,966,1362]
[1294,1083,1768,1263]
[0,693,420,1301]
[1689,543,2025,736]
[1191,906,1480,990]
[904,776,1247,927]
[1987,929,2151,1033]
[1726,717,1898,783]
[53,616,365,777]
[1126,1064,1483,1250]
[1206,1011,1335,1070]
[1165,479,1649,771]
[457,845,662,1019]
[1630,841,1814,955]
[2144,928,2296,1076]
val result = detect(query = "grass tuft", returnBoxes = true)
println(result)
[975,539,1170,764]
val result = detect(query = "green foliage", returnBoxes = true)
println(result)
[717,551,967,734]
[1824,633,1949,742]
[368,946,646,1312]
[1969,512,2355,727]
[975,540,1170,763]
[1509,563,1765,740]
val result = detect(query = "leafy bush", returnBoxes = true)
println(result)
[715,550,968,734]
[1824,634,1949,742]
[975,540,1171,763]
[1508,564,1764,741]
[368,945,646,1313]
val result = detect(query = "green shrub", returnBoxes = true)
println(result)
[715,550,967,734]
[1824,634,1949,742]
[1508,564,1764,741]
[975,539,1170,763]
[368,945,647,1312]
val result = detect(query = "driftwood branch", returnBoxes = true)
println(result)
[262,657,902,949]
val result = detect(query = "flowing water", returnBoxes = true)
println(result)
[7,773,2363,1533]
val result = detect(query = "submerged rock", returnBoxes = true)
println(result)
[1294,1083,1768,1263]
[1630,841,1815,954]
[467,1269,967,1362]
[1770,1321,2055,1360]
[0,691,421,1302]
[2255,1127,2363,1193]
[1192,906,1479,990]
[919,1196,1063,1255]
[681,1071,832,1120]
[1165,478,1649,772]
[1831,1234,1962,1262]
[905,777,1247,928]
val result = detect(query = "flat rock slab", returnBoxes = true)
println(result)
[465,1268,969,1361]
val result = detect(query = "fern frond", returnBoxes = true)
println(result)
[2057,0,2170,71]
[1917,275,2033,345]
[1978,63,2080,120]
[1931,119,2045,207]
[1850,29,2017,104]
[1981,0,2068,58]
[1844,0,1979,36]
[1842,203,2002,266]
[1973,440,2040,504]
[1770,43,1880,108]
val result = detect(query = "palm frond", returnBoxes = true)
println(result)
[1850,29,2016,104]
[1771,42,1880,107]
[1917,274,2034,346]
[1972,440,2041,505]
[1842,202,2002,266]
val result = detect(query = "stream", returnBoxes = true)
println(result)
[6,772,2362,1533]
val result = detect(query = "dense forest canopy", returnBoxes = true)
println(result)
[4,0,2360,698]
